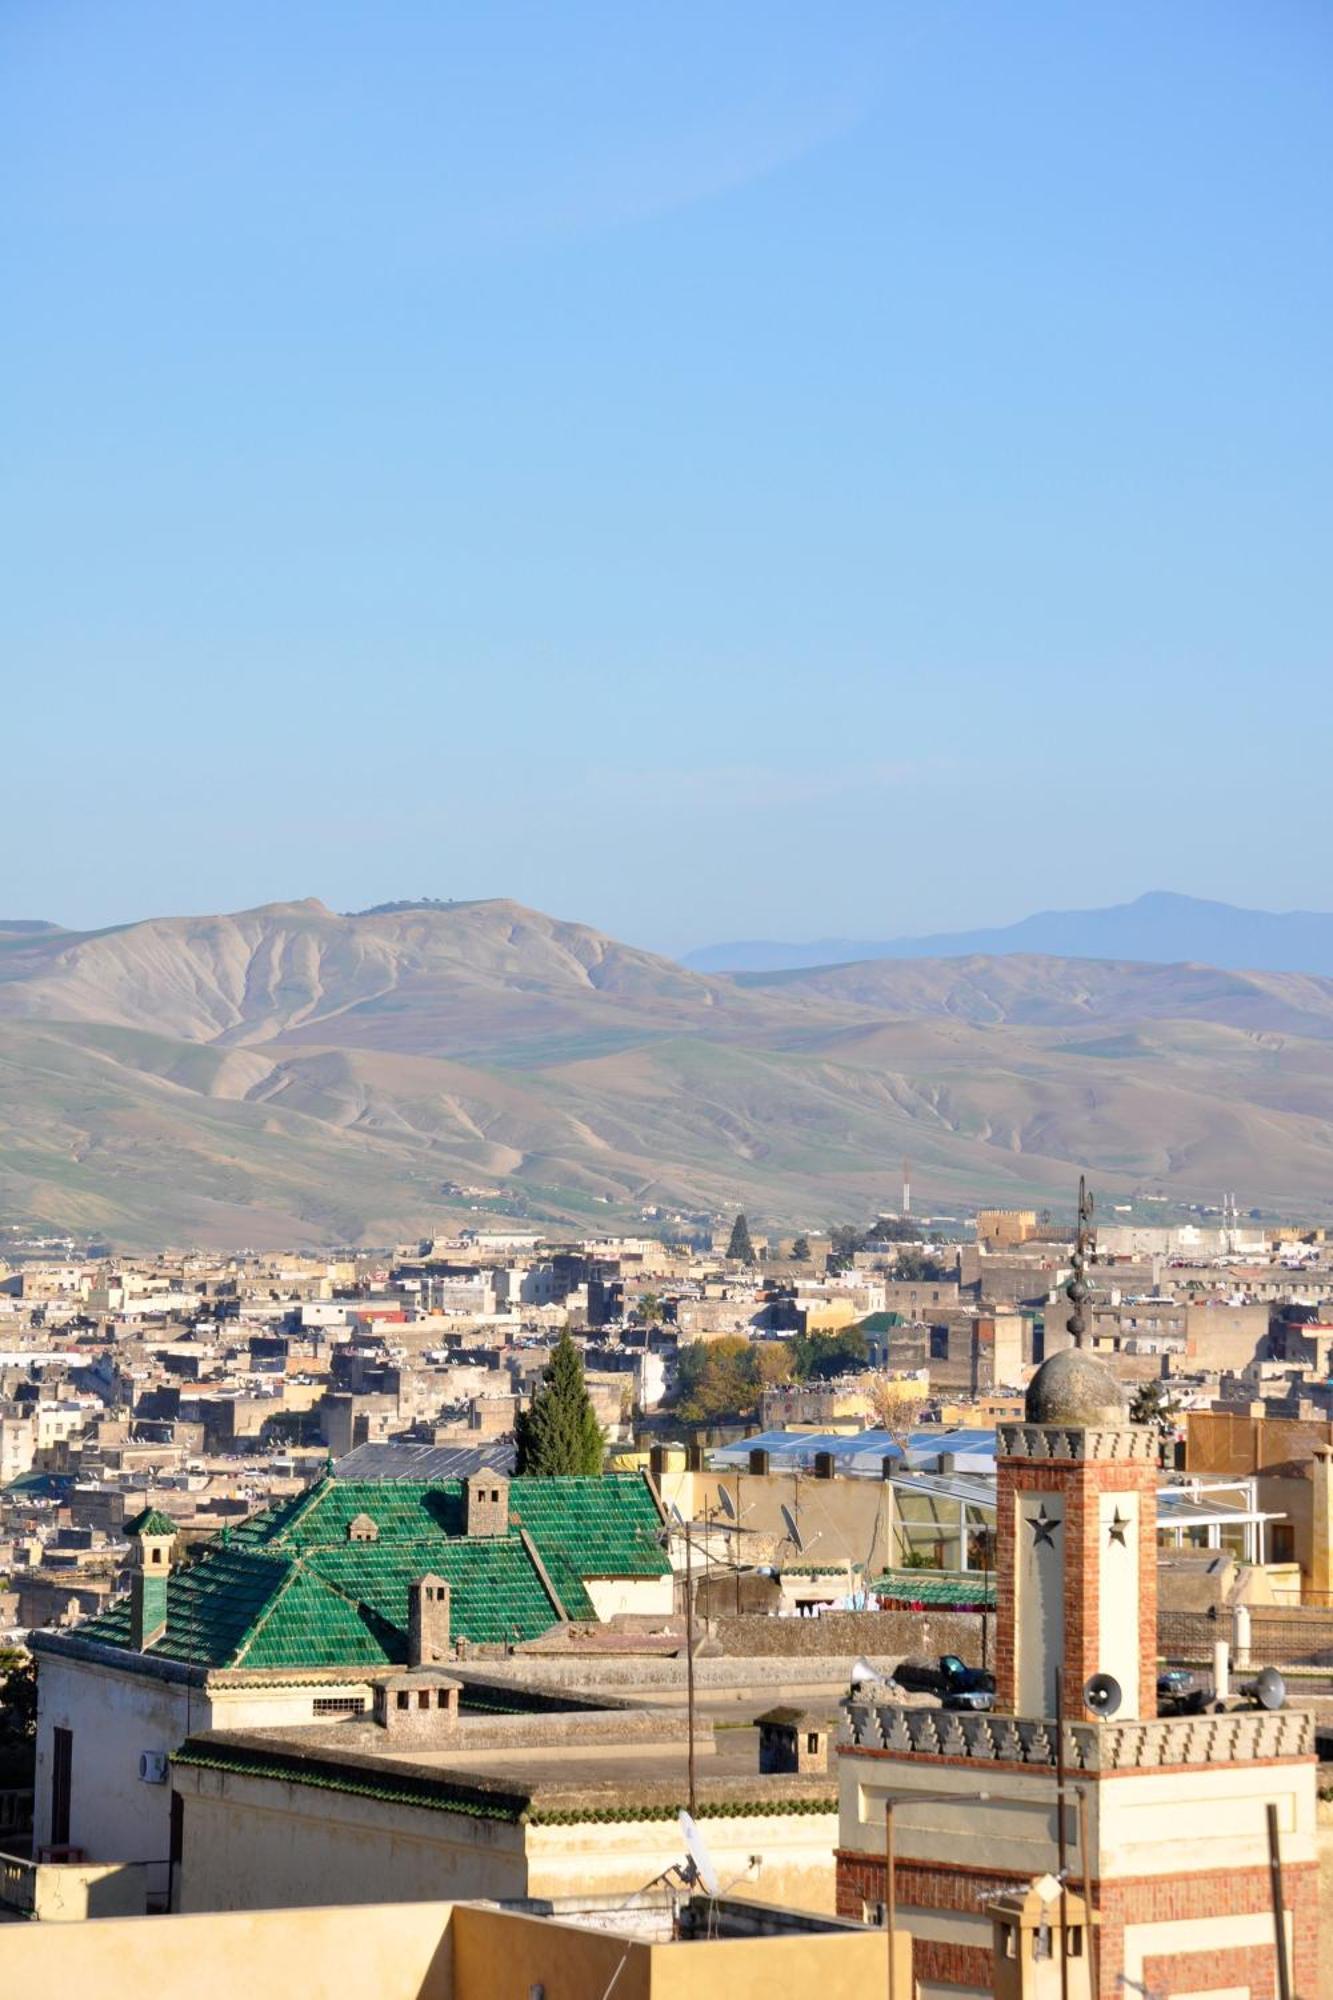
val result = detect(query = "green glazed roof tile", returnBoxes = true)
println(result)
[71,1474,668,1671]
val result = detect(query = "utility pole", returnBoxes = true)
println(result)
[684,1521,697,1816]
[1266,1802,1292,2000]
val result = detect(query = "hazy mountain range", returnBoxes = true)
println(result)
[2,895,1333,1248]
[683,891,1333,976]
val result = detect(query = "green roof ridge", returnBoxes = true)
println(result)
[124,1507,178,1538]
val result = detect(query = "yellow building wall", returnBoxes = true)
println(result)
[0,1901,456,2000]
[451,1903,891,2000]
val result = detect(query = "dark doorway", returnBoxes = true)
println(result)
[51,1726,72,1847]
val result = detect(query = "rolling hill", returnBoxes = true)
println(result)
[1,897,1332,1248]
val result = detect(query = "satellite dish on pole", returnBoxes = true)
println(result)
[779,1504,804,1555]
[716,1485,736,1520]
[1082,1672,1123,1718]
[678,1808,721,1897]
[850,1656,880,1689]
[1253,1667,1287,1712]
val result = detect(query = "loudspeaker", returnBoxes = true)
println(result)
[1082,1672,1123,1718]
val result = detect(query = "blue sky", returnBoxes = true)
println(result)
[3,1,1330,954]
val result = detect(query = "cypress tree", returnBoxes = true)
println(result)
[514,1329,605,1476]
[726,1212,755,1265]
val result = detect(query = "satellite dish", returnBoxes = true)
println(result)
[850,1656,880,1688]
[1254,1667,1287,1712]
[716,1485,736,1520]
[678,1808,721,1897]
[1083,1672,1122,1718]
[779,1504,804,1555]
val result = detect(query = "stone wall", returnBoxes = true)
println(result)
[713,1609,995,1664]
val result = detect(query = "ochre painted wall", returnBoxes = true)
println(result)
[0,1900,456,2000]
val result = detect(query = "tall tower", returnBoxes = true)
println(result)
[995,1173,1158,1718]
[837,1177,1319,1999]
[901,1157,911,1218]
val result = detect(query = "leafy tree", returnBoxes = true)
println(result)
[790,1236,811,1262]
[865,1215,919,1244]
[892,1247,952,1282]
[827,1222,876,1274]
[514,1330,605,1475]
[674,1337,761,1422]
[0,1656,35,1740]
[726,1213,755,1265]
[635,1292,663,1325]
[753,1340,795,1389]
[789,1325,869,1381]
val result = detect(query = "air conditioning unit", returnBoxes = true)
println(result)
[138,1751,168,1785]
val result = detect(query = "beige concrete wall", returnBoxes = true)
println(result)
[660,1466,895,1579]
[583,1575,675,1621]
[35,1651,380,1863]
[174,1760,838,1916]
[526,1809,838,1915]
[175,1765,530,1912]
[843,1749,1317,1888]
[0,1897,891,2000]
[0,1900,455,2000]
[35,1651,191,1863]
[451,1903,889,2000]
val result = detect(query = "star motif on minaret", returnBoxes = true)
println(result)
[1107,1507,1130,1547]
[1028,1504,1061,1548]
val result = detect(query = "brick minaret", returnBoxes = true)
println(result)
[836,1178,1319,2000]
[993,1409,1159,1719]
[994,1175,1158,1719]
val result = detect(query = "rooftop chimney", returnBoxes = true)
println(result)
[408,1574,452,1667]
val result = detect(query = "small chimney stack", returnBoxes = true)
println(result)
[463,1472,510,1538]
[408,1574,452,1667]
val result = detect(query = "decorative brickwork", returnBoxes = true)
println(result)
[915,1939,993,1990]
[994,1439,1158,1719]
[996,1424,1157,1462]
[1140,1946,1273,2000]
[1099,1863,1319,2000]
[835,1851,1320,1999]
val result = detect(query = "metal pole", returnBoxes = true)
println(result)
[684,1522,697,1816]
[1077,1786,1098,2000]
[1056,1676,1070,2000]
[885,1796,897,2000]
[1266,1802,1293,2000]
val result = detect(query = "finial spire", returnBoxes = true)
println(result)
[1064,1174,1095,1347]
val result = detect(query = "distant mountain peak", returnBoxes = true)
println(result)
[682,892,1333,978]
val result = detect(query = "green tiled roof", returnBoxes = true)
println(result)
[73,1474,668,1671]
[124,1507,179,1539]
[869,1566,996,1607]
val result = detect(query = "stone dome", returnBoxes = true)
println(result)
[1024,1347,1126,1427]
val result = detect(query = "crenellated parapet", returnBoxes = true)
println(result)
[839,1698,1314,1770]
